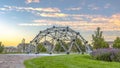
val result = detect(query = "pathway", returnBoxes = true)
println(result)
[0,54,56,68]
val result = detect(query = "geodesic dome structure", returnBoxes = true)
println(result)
[29,26,92,54]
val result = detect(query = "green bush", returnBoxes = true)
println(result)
[37,43,46,53]
[76,38,85,52]
[113,37,120,48]
[0,42,4,53]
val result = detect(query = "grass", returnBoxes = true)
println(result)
[24,54,120,68]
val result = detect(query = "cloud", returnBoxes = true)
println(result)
[19,19,108,31]
[88,4,100,10]
[19,23,51,26]
[19,13,120,31]
[91,17,109,23]
[3,5,61,13]
[1,5,71,18]
[38,13,68,17]
[103,34,118,41]
[26,0,40,4]
[0,8,7,11]
[0,6,13,11]
[1,5,120,31]
[66,7,81,11]
[109,14,120,26]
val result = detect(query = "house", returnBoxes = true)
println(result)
[4,46,18,53]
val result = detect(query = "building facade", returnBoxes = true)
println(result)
[4,46,18,53]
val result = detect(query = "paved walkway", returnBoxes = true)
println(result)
[0,54,56,68]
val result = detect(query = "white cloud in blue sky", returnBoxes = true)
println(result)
[26,0,40,4]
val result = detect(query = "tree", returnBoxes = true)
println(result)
[55,41,69,52]
[113,37,120,48]
[37,43,46,53]
[92,27,109,49]
[76,38,85,52]
[55,42,65,52]
[0,42,4,53]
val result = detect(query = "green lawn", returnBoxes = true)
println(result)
[24,54,120,68]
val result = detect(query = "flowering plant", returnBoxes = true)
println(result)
[91,48,120,62]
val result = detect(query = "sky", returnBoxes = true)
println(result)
[0,0,120,46]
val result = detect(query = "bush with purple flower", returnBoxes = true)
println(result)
[91,48,120,62]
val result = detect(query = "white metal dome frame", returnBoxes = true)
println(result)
[29,26,92,54]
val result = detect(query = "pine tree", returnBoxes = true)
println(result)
[92,27,109,49]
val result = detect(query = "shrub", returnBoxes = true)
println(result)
[0,42,4,53]
[37,43,46,53]
[91,48,120,62]
[113,37,120,48]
